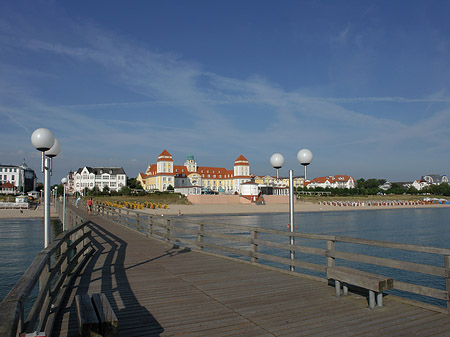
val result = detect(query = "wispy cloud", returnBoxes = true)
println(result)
[1,15,449,181]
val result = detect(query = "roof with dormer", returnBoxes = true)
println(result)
[76,167,126,175]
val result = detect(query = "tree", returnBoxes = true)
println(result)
[102,185,110,194]
[120,185,131,196]
[167,184,174,191]
[127,178,142,189]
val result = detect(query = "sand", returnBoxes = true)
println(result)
[1,201,448,219]
[0,206,59,219]
[138,201,450,217]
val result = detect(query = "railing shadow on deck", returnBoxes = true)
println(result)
[52,217,164,337]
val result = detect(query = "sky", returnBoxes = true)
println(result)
[1,0,450,183]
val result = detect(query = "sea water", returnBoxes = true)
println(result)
[0,217,62,301]
[183,207,450,307]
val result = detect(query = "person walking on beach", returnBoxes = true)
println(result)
[87,197,93,215]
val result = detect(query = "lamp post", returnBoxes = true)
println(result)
[31,128,61,248]
[61,177,67,231]
[297,149,313,185]
[270,149,313,272]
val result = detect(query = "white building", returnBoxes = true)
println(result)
[72,167,127,194]
[0,161,37,194]
[422,174,449,185]
[412,180,429,191]
[306,175,356,189]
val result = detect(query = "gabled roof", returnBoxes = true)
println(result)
[76,167,126,175]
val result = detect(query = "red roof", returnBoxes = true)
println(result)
[234,155,249,166]
[157,149,173,162]
[1,182,15,188]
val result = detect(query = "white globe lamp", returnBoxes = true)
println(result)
[297,149,313,186]
[45,138,61,158]
[31,128,55,152]
[270,153,285,180]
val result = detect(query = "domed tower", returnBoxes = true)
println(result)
[184,154,198,172]
[157,150,173,174]
[234,155,250,177]
[233,155,251,194]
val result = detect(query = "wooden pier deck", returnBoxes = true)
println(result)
[52,207,450,336]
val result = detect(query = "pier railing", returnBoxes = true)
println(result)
[93,203,450,314]
[0,205,93,337]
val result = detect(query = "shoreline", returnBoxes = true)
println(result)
[138,201,450,217]
[1,202,449,219]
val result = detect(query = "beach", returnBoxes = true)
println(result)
[0,206,58,219]
[133,200,450,216]
[1,201,449,219]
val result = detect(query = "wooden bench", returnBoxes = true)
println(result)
[75,293,118,337]
[327,266,394,309]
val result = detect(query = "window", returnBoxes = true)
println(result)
[11,175,15,180]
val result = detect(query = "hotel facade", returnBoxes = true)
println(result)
[137,150,252,195]
[71,167,127,194]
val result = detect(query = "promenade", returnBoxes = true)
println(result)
[51,204,450,336]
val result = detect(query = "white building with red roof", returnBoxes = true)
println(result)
[137,150,252,194]
[305,175,356,189]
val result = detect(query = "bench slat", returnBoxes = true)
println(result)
[92,293,118,337]
[327,266,394,292]
[75,294,100,337]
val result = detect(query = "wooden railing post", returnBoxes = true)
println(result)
[251,229,258,264]
[136,213,140,231]
[148,216,153,237]
[445,255,450,313]
[326,239,335,268]
[198,224,204,250]
[166,219,171,242]
[118,208,122,224]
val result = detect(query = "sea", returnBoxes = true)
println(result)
[1,208,449,306]
[0,217,62,302]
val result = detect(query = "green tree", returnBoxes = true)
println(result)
[102,185,110,194]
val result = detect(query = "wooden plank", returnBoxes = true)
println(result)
[50,206,450,337]
[75,294,100,337]
[91,293,118,337]
[327,266,393,292]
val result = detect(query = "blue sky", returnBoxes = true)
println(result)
[1,0,450,183]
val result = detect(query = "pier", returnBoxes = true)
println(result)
[2,202,450,336]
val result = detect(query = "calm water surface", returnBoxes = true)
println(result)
[0,217,61,301]
[1,208,449,306]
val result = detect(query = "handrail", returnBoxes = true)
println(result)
[0,203,94,337]
[93,203,450,313]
